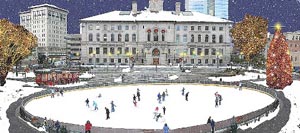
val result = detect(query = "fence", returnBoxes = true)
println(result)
[17,78,279,133]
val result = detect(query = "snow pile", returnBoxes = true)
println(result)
[79,72,95,79]
[53,82,87,88]
[6,72,24,79]
[209,72,266,82]
[122,68,130,73]
[114,76,122,83]
[168,75,178,80]
[185,69,191,73]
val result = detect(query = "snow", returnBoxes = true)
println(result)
[79,72,95,79]
[122,68,131,73]
[168,75,178,80]
[114,76,122,83]
[0,71,299,133]
[24,84,274,129]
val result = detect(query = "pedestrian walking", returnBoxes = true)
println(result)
[85,120,92,133]
[185,92,189,101]
[111,101,116,112]
[163,123,170,133]
[162,106,166,115]
[85,98,90,108]
[105,107,110,120]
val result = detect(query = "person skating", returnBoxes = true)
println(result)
[153,106,159,119]
[133,100,137,107]
[133,94,137,102]
[157,92,162,104]
[218,94,222,105]
[210,119,215,133]
[207,116,211,124]
[105,107,110,120]
[85,120,92,133]
[162,91,166,101]
[111,101,116,112]
[137,88,141,101]
[93,101,98,110]
[85,98,90,108]
[215,96,219,107]
[162,106,166,115]
[51,89,55,98]
[239,82,243,91]
[185,92,189,101]
[163,123,170,133]
[165,89,168,96]
[156,113,162,122]
[181,87,185,96]
[59,89,64,97]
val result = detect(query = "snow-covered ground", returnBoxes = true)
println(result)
[0,71,299,132]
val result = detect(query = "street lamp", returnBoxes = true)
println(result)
[216,51,222,68]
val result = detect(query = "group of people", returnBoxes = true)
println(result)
[153,106,167,122]
[207,116,216,133]
[157,89,168,104]
[50,88,64,98]
[181,87,189,101]
[43,117,65,133]
[133,88,141,107]
[214,92,223,107]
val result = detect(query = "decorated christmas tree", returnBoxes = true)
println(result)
[266,23,293,89]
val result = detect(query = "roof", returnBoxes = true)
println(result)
[80,10,232,23]
[29,4,69,13]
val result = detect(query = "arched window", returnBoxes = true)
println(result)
[118,34,122,42]
[212,34,216,43]
[162,32,165,41]
[96,33,100,42]
[147,32,151,41]
[205,35,209,42]
[191,34,194,42]
[153,32,158,41]
[132,34,136,42]
[111,34,114,42]
[219,35,223,43]
[198,34,201,42]
[103,34,107,42]
[88,33,93,41]
[125,34,129,42]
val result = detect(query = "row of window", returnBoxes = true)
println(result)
[88,47,138,55]
[88,24,137,31]
[88,33,137,42]
[88,58,223,64]
[176,25,223,31]
[289,43,300,48]
[292,36,300,41]
[176,34,223,43]
[291,56,298,62]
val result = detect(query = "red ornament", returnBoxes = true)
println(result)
[154,29,158,33]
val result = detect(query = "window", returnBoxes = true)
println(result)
[191,59,194,64]
[197,48,202,55]
[198,26,201,31]
[211,48,216,55]
[110,58,114,63]
[103,48,108,54]
[212,35,216,43]
[212,26,216,31]
[118,34,122,42]
[125,47,129,54]
[110,47,114,54]
[183,26,188,31]
[103,58,107,63]
[111,25,115,30]
[103,25,107,30]
[96,26,100,30]
[191,34,194,42]
[205,26,209,31]
[190,48,195,55]
[212,59,216,64]
[183,34,187,42]
[125,25,129,30]
[117,47,122,54]
[88,25,93,30]
[198,59,201,64]
[89,47,93,54]
[132,34,136,42]
[191,26,194,31]
[132,47,137,54]
[96,58,100,63]
[205,59,208,64]
[103,34,107,41]
[96,33,100,42]
[118,25,122,30]
[205,35,209,42]
[153,32,158,41]
[147,32,151,41]
[132,25,136,30]
[111,34,115,42]
[89,58,92,63]
[162,32,165,41]
[176,34,180,43]
[88,33,93,41]
[198,34,201,42]
[176,25,180,31]
[96,47,100,54]
[125,34,129,42]
[219,35,223,43]
[205,49,209,55]
[219,27,223,31]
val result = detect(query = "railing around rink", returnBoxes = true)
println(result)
[17,78,280,133]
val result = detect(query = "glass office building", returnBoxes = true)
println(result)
[185,0,228,19]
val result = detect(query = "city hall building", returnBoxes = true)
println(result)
[80,0,232,66]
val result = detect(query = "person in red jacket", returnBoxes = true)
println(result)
[85,120,92,133]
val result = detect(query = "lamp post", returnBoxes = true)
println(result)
[216,51,222,68]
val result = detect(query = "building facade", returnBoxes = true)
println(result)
[19,4,68,60]
[185,0,228,19]
[65,34,81,64]
[80,0,232,66]
[285,31,300,69]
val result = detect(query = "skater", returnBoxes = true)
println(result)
[239,82,243,91]
[54,120,60,133]
[98,93,102,98]
[85,120,92,133]
[162,106,166,115]
[181,87,185,96]
[162,91,166,101]
[165,89,168,96]
[163,123,170,133]
[111,101,116,112]
[105,107,110,120]
[85,98,90,108]
[133,94,137,102]
[157,92,162,104]
[215,96,219,107]
[137,88,141,101]
[93,101,98,110]
[210,119,215,133]
[51,89,55,98]
[133,100,137,107]
[218,94,222,106]
[185,92,189,101]
[153,106,159,119]
[59,89,64,97]
[156,113,162,122]
[207,116,211,124]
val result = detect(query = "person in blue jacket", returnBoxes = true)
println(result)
[111,101,116,112]
[163,123,170,133]
[210,119,215,133]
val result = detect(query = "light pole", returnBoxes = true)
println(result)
[216,51,222,68]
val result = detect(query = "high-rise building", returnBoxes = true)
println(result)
[185,0,228,19]
[19,4,69,60]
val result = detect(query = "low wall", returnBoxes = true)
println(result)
[18,79,279,133]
